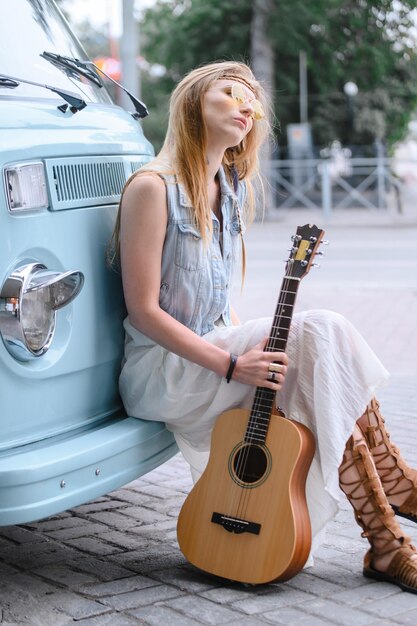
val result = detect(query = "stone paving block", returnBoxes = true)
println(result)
[322,535,365,555]
[135,483,184,500]
[107,488,156,506]
[107,540,184,572]
[66,554,136,582]
[156,477,192,493]
[33,563,99,587]
[225,618,282,626]
[109,549,186,576]
[1,540,78,570]
[314,543,355,562]
[0,579,71,626]
[129,519,178,542]
[297,597,389,625]
[47,590,111,620]
[358,590,417,618]
[30,514,87,532]
[70,613,144,626]
[230,586,313,614]
[40,523,107,541]
[199,584,258,605]
[163,594,241,625]
[77,574,158,597]
[263,605,334,625]
[390,607,417,624]
[118,505,171,524]
[0,561,19,576]
[310,557,370,587]
[97,529,157,551]
[128,604,205,626]
[86,511,143,530]
[100,584,183,610]
[69,499,127,515]
[284,571,346,596]
[64,535,126,556]
[326,580,399,607]
[5,572,62,596]
[0,525,49,544]
[150,565,220,594]
[135,497,183,517]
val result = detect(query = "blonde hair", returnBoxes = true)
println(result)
[109,60,272,265]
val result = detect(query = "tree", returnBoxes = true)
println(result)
[140,0,417,152]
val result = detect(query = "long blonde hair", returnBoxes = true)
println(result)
[110,60,272,264]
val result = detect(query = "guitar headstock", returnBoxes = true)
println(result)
[286,224,326,279]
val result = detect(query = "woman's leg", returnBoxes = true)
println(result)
[339,424,417,592]
[357,399,417,523]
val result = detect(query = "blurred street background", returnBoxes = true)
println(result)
[58,0,417,221]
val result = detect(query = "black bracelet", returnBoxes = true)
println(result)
[226,354,238,383]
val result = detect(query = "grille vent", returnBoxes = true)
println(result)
[45,155,149,210]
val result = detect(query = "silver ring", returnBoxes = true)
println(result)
[268,371,277,382]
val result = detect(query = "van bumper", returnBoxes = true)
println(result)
[0,416,178,526]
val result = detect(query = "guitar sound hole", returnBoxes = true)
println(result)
[233,444,268,484]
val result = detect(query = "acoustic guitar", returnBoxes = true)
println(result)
[177,224,325,585]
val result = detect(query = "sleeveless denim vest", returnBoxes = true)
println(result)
[158,166,246,336]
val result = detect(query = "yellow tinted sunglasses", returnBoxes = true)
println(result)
[231,83,265,121]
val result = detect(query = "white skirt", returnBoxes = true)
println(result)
[120,310,389,556]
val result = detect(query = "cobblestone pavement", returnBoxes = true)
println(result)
[1,208,417,625]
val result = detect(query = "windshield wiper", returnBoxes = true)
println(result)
[42,51,148,119]
[0,72,86,112]
[0,77,19,88]
[41,51,102,87]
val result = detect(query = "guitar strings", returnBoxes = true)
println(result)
[232,265,296,523]
[234,273,292,522]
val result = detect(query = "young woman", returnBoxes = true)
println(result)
[112,61,417,592]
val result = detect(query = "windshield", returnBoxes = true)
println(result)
[0,0,111,104]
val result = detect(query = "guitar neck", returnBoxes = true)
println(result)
[245,276,300,445]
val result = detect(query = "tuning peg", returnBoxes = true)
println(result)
[312,263,321,268]
[291,235,302,242]
[316,251,325,256]
[320,240,330,245]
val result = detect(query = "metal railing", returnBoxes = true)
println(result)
[269,157,410,216]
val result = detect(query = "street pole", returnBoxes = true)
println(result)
[299,50,308,124]
[120,0,139,110]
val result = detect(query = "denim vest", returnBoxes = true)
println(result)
[158,166,245,336]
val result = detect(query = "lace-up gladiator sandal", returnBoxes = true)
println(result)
[339,432,417,593]
[358,398,417,524]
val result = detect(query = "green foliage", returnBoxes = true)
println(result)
[141,73,175,153]
[140,0,417,151]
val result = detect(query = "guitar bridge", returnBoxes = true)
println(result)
[211,512,261,535]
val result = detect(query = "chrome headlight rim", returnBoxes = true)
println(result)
[0,262,84,361]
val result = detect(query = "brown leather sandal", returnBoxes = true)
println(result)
[363,544,417,593]
[339,434,417,593]
[358,398,417,524]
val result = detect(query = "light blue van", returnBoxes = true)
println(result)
[0,0,177,526]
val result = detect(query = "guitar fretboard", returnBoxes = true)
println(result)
[244,277,299,445]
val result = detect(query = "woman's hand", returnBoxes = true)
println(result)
[232,338,288,390]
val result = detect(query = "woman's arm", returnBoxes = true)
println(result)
[230,306,241,325]
[120,174,287,389]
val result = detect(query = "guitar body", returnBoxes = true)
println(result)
[177,406,316,585]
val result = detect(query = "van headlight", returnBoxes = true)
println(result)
[4,162,48,212]
[0,263,84,361]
